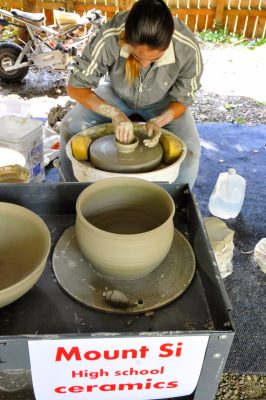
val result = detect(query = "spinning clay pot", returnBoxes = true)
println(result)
[75,177,175,280]
[115,136,139,153]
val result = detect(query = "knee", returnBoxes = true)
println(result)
[186,140,201,160]
[60,110,92,145]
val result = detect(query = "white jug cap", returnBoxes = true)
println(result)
[228,168,236,174]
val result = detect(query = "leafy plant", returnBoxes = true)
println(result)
[197,29,265,48]
[234,117,245,124]
[225,103,237,111]
[197,29,242,44]
[242,37,266,48]
[0,26,19,42]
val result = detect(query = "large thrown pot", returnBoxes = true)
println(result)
[75,177,175,280]
[0,203,51,308]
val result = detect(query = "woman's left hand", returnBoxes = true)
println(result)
[143,118,161,148]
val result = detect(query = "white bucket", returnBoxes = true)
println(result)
[0,116,45,182]
[66,123,187,183]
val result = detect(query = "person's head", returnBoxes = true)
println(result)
[125,0,174,51]
[122,0,174,82]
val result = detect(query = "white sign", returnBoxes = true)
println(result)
[28,335,209,400]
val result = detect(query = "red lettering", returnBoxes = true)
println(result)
[159,342,183,357]
[69,386,84,393]
[99,384,116,391]
[118,382,143,390]
[103,350,119,360]
[86,385,98,392]
[176,342,183,357]
[84,350,101,360]
[144,378,152,389]
[115,370,121,376]
[153,382,165,389]
[159,343,173,357]
[55,346,81,362]
[139,346,149,358]
[54,386,66,393]
[167,381,178,388]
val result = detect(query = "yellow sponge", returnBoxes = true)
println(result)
[160,133,182,165]
[71,135,92,161]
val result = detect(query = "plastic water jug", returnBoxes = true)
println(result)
[208,168,246,219]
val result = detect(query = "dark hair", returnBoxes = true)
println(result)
[125,0,174,50]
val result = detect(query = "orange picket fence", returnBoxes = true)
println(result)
[0,0,265,38]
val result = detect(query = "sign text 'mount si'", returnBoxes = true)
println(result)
[29,336,209,400]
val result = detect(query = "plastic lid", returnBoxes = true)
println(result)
[228,168,236,174]
[0,115,42,142]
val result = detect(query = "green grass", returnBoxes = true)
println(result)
[234,117,245,124]
[197,29,266,48]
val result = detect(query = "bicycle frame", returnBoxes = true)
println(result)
[0,8,100,72]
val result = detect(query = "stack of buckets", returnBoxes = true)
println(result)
[0,100,45,183]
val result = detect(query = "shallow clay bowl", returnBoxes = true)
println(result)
[75,177,175,280]
[0,203,51,308]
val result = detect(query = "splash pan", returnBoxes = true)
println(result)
[66,123,186,183]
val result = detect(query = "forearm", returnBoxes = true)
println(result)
[67,85,133,143]
[67,85,128,122]
[154,101,187,127]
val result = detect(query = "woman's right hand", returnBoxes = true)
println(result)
[113,115,134,144]
[96,103,134,144]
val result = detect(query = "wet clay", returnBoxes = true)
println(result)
[115,136,139,153]
[0,178,26,183]
[97,104,120,119]
[53,226,196,314]
[75,177,175,280]
[89,134,163,173]
[0,203,51,307]
[87,208,163,234]
[0,165,29,183]
[0,258,34,290]
[66,123,187,183]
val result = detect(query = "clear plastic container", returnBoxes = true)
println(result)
[0,116,44,182]
[208,168,246,219]
[0,99,31,118]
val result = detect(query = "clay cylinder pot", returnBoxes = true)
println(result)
[75,177,175,280]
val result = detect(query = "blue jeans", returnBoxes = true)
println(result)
[60,83,201,187]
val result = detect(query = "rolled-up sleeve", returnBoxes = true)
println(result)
[169,42,203,106]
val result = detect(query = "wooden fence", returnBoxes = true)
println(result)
[0,0,265,38]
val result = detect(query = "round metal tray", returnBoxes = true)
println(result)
[52,226,196,314]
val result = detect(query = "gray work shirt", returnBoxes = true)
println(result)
[68,11,203,109]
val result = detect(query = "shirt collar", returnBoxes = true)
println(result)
[120,40,176,66]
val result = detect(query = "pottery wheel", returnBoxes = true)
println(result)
[52,226,196,314]
[89,134,163,173]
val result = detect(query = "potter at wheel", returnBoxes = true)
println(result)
[89,134,163,173]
